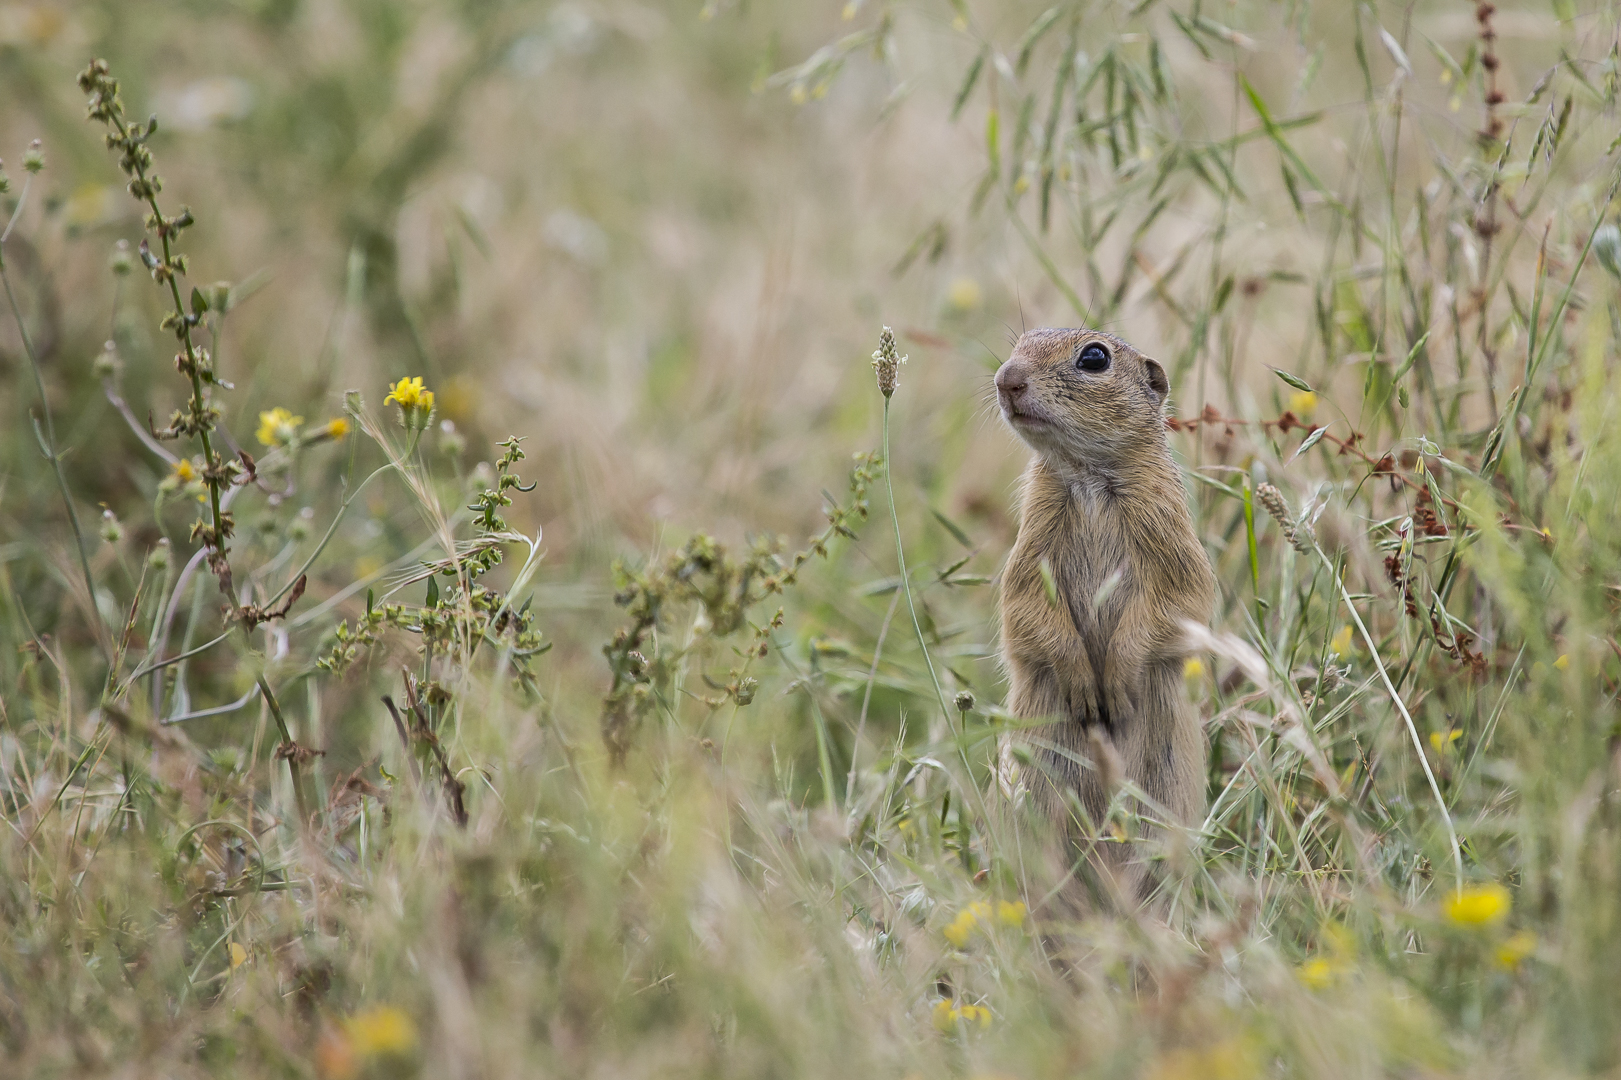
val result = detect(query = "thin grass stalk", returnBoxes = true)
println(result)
[1318,545,1461,893]
[1,176,105,656]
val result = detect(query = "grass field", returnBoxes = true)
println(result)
[4,1,1621,1076]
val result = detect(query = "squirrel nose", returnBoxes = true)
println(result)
[995,361,1029,402]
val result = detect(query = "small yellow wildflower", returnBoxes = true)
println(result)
[1320,921,1356,957]
[1495,929,1537,970]
[343,1005,418,1057]
[1553,654,1570,671]
[256,406,303,447]
[1296,956,1343,990]
[956,1004,992,1028]
[932,999,992,1032]
[1147,1038,1259,1080]
[324,417,351,439]
[945,898,1027,946]
[383,376,425,409]
[943,901,991,948]
[1298,923,1355,988]
[1444,883,1511,927]
[1183,657,1205,680]
[1428,728,1462,752]
[164,458,208,502]
[947,276,983,312]
[228,941,248,969]
[437,373,477,421]
[1289,390,1318,418]
[384,377,435,430]
[1329,625,1354,657]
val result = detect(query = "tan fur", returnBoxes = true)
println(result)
[994,327,1215,910]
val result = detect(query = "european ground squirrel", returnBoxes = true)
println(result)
[995,327,1215,909]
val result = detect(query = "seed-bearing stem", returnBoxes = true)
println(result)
[101,106,233,594]
[86,66,313,826]
[881,398,989,830]
[882,399,950,723]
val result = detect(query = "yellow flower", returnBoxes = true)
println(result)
[1444,883,1511,927]
[384,377,435,429]
[1297,956,1339,990]
[1329,625,1354,657]
[436,373,477,422]
[166,458,208,502]
[943,901,996,947]
[932,999,991,1032]
[957,1004,992,1028]
[1183,657,1205,680]
[1297,924,1355,989]
[256,406,303,447]
[1428,728,1462,752]
[1320,921,1356,957]
[384,376,425,409]
[944,898,1026,946]
[1289,390,1318,418]
[1495,929,1537,970]
[947,276,983,312]
[1147,1038,1260,1080]
[342,1005,417,1058]
[324,417,351,439]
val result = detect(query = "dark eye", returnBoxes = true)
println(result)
[1076,342,1111,372]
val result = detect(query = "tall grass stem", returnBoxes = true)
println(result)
[1322,547,1462,892]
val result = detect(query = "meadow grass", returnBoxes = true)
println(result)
[2,1,1621,1077]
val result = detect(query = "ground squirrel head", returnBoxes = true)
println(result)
[994,328,1170,470]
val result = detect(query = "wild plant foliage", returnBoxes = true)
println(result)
[1,3,1620,1078]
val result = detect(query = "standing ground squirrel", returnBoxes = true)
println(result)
[994,327,1215,909]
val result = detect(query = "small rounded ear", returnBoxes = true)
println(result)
[1144,358,1170,402]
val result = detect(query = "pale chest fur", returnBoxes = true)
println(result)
[1004,475,1139,675]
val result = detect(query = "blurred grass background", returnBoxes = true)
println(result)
[4,0,1621,1077]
